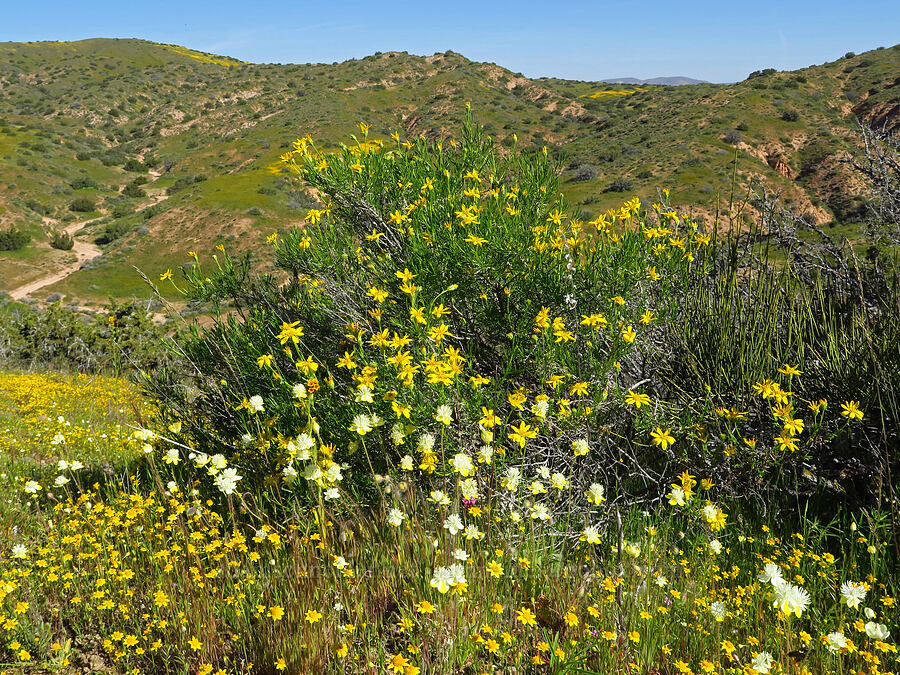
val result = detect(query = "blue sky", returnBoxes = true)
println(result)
[4,0,899,82]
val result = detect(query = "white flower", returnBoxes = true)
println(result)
[247,395,264,413]
[701,504,719,522]
[531,400,549,418]
[388,508,405,527]
[54,475,70,487]
[390,423,406,445]
[255,528,268,540]
[323,461,343,484]
[709,539,723,555]
[624,542,641,558]
[759,563,784,587]
[209,454,227,472]
[582,525,602,544]
[282,463,298,483]
[450,453,474,477]
[370,413,384,427]
[399,455,414,471]
[509,510,522,523]
[51,433,65,445]
[134,428,155,441]
[23,481,41,494]
[459,478,479,501]
[825,632,848,654]
[452,548,469,561]
[529,480,547,495]
[194,452,210,467]
[586,483,606,505]
[571,439,589,456]
[865,606,876,619]
[840,581,867,610]
[355,385,374,403]
[530,503,551,521]
[477,445,493,464]
[444,513,464,536]
[750,651,773,674]
[166,480,177,492]
[303,463,322,483]
[12,544,28,559]
[537,466,551,480]
[418,433,435,452]
[501,467,521,492]
[240,433,254,445]
[772,582,810,617]
[69,460,84,471]
[667,486,686,506]
[324,487,340,500]
[448,563,467,586]
[214,468,242,495]
[56,460,69,471]
[295,432,316,453]
[428,490,451,506]
[332,556,347,569]
[463,524,483,540]
[710,600,727,621]
[350,414,372,435]
[164,448,180,465]
[430,565,466,594]
[550,472,569,490]
[865,621,890,640]
[435,404,453,425]
[654,575,668,587]
[292,383,307,399]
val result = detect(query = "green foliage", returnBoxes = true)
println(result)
[145,116,898,511]
[69,196,96,213]
[0,227,30,251]
[0,300,177,375]
[49,229,74,250]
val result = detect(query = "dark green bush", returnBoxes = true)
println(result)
[0,227,30,251]
[49,229,74,250]
[69,196,96,212]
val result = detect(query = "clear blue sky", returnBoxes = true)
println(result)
[4,0,899,82]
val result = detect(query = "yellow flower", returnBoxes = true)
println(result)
[188,637,202,651]
[159,269,173,281]
[275,657,286,671]
[651,427,675,451]
[624,391,651,408]
[621,324,637,343]
[415,600,435,614]
[305,609,323,624]
[841,400,863,420]
[516,607,537,627]
[387,653,410,673]
[269,605,285,621]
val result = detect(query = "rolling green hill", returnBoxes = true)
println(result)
[0,38,897,305]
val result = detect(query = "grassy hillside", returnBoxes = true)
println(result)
[0,38,897,304]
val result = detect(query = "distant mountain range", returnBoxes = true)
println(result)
[0,39,897,305]
[600,76,709,86]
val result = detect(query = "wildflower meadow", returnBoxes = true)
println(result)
[1,112,897,675]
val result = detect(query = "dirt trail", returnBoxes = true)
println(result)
[8,153,168,302]
[8,218,103,300]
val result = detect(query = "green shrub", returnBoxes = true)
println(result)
[0,227,30,251]
[49,229,74,250]
[69,196,96,212]
[605,177,633,192]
